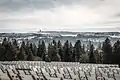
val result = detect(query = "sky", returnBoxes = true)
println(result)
[0,0,120,32]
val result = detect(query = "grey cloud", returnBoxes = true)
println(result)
[0,0,81,12]
[115,13,120,17]
[0,0,53,11]
[0,0,120,32]
[0,0,103,12]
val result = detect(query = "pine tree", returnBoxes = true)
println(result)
[18,41,27,60]
[0,43,6,60]
[57,40,64,61]
[48,43,52,61]
[82,44,86,54]
[2,38,8,47]
[94,49,103,64]
[28,43,37,56]
[69,42,74,62]
[2,39,14,60]
[27,49,34,61]
[113,40,120,64]
[89,44,95,63]
[63,40,71,62]
[29,43,33,52]
[102,38,112,63]
[32,43,37,56]
[11,39,19,60]
[37,40,46,61]
[41,40,46,61]
[48,40,61,61]
[21,41,26,50]
[74,40,82,62]
[12,39,18,48]
[37,40,41,57]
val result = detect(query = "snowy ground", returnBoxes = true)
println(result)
[0,61,120,80]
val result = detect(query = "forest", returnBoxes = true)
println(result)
[0,37,120,65]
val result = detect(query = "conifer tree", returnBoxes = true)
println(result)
[113,40,120,64]
[69,42,74,62]
[57,40,64,61]
[0,43,6,60]
[89,44,95,63]
[41,40,46,61]
[27,49,34,61]
[102,38,112,63]
[32,43,37,56]
[37,40,41,57]
[63,40,71,62]
[2,38,8,46]
[48,40,61,61]
[18,41,27,60]
[48,43,52,61]
[12,39,18,48]
[74,40,82,62]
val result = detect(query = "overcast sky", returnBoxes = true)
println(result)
[0,0,120,32]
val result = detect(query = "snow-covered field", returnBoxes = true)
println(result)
[0,61,120,80]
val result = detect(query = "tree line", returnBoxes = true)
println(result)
[0,38,120,65]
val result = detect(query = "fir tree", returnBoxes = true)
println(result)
[57,40,64,61]
[89,44,95,63]
[113,40,120,64]
[63,40,71,62]
[102,38,112,63]
[74,40,82,62]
